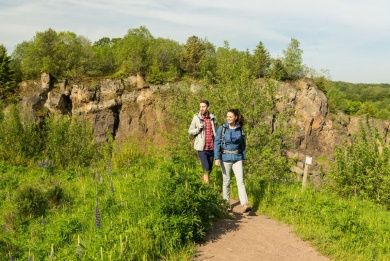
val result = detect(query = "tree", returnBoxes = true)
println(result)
[12,29,93,79]
[252,41,271,78]
[90,37,117,76]
[181,36,214,77]
[113,26,153,76]
[283,38,303,80]
[215,41,253,86]
[146,38,182,84]
[269,58,287,81]
[0,45,16,100]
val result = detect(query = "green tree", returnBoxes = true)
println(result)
[90,37,117,76]
[113,26,153,76]
[283,38,303,80]
[181,36,214,77]
[252,41,271,78]
[12,29,93,79]
[0,45,16,100]
[215,41,253,85]
[269,58,287,81]
[146,38,182,84]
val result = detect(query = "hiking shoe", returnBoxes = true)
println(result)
[241,204,252,213]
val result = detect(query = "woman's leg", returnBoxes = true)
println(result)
[221,161,233,202]
[232,160,249,205]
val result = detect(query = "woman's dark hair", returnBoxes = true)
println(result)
[227,109,244,126]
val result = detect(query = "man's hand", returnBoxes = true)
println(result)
[215,159,221,166]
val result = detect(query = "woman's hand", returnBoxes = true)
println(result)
[215,159,221,166]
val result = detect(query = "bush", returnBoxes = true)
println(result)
[0,142,226,259]
[15,185,48,217]
[0,105,45,165]
[45,115,97,169]
[327,125,390,208]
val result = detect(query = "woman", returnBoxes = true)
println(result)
[214,109,251,213]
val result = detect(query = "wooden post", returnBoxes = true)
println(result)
[302,155,312,189]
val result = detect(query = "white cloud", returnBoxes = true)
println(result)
[0,0,389,83]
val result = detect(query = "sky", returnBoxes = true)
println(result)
[1,0,389,83]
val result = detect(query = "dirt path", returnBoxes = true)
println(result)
[196,200,329,261]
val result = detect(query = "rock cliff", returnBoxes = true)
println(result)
[18,74,389,181]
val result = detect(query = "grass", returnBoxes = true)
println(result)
[259,183,390,261]
[0,153,226,260]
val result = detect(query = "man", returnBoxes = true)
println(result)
[188,100,217,183]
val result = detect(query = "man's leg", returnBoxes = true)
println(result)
[198,151,210,183]
[203,150,214,183]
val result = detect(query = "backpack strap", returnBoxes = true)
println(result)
[221,125,226,152]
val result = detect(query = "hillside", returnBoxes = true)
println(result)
[0,27,389,260]
[16,73,390,183]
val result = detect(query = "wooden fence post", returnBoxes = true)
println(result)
[302,155,312,189]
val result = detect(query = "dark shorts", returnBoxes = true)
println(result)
[198,150,214,172]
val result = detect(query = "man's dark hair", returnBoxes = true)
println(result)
[200,99,209,107]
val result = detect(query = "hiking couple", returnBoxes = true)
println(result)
[188,100,251,213]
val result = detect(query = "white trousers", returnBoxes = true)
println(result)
[221,160,248,205]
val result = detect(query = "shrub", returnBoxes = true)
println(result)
[15,185,48,217]
[0,105,45,165]
[45,115,97,169]
[327,125,390,208]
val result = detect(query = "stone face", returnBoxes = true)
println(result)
[41,73,51,91]
[19,75,168,144]
[44,89,72,114]
[17,76,389,182]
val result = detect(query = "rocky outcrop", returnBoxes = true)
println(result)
[18,74,389,183]
[19,73,167,142]
[272,78,389,183]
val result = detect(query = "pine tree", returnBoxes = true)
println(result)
[0,45,16,100]
[269,58,287,81]
[253,41,271,78]
[181,36,214,77]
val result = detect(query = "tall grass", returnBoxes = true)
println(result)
[260,184,390,261]
[0,148,225,259]
[326,125,390,208]
[0,106,98,169]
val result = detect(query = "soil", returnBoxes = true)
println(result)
[195,200,330,261]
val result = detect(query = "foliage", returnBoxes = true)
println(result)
[146,38,182,84]
[12,29,93,79]
[89,37,117,76]
[0,44,17,101]
[269,58,287,81]
[113,26,153,76]
[252,41,271,78]
[0,107,97,169]
[0,150,225,259]
[282,38,303,80]
[45,115,97,169]
[314,77,390,119]
[0,105,45,165]
[15,185,49,218]
[8,26,308,84]
[181,36,215,78]
[214,41,254,86]
[326,125,390,208]
[260,184,390,261]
